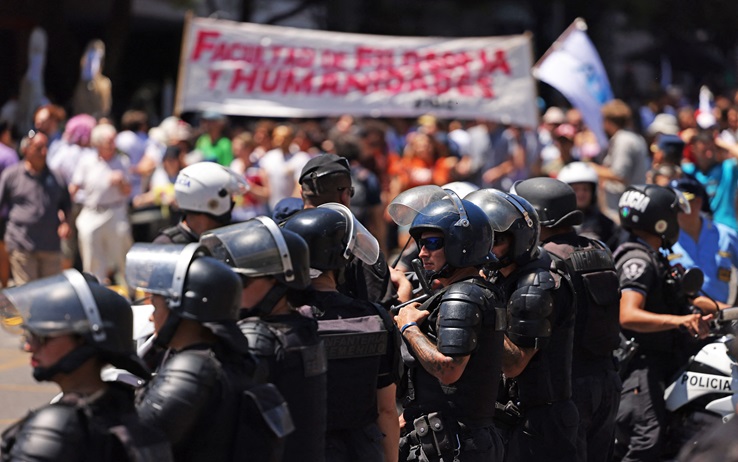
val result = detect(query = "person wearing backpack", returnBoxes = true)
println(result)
[282,203,402,462]
[127,243,292,461]
[466,189,578,462]
[388,186,506,462]
[200,216,328,462]
[0,269,172,461]
[513,177,623,462]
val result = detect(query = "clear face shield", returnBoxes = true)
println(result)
[389,185,473,230]
[0,270,106,342]
[387,185,454,227]
[318,202,379,265]
[125,243,203,308]
[200,216,297,284]
[464,189,533,232]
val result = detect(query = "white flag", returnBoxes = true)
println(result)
[533,18,613,149]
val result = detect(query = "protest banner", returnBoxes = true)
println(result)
[533,18,613,149]
[176,16,538,126]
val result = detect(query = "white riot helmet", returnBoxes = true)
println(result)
[556,161,599,185]
[174,162,248,220]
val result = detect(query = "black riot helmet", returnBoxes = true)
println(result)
[0,269,149,381]
[511,177,583,228]
[282,202,379,272]
[465,189,540,269]
[126,243,249,353]
[618,184,690,249]
[388,185,495,270]
[201,216,311,289]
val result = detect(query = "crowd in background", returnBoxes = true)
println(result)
[1,84,738,292]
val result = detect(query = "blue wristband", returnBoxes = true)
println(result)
[401,322,418,334]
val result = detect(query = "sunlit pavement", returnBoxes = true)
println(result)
[0,328,58,433]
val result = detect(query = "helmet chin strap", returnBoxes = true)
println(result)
[433,263,457,280]
[33,344,97,382]
[154,311,182,348]
[242,284,288,318]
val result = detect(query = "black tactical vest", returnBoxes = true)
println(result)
[239,313,327,462]
[544,232,621,376]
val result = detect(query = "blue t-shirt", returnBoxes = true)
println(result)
[682,159,738,230]
[668,216,738,304]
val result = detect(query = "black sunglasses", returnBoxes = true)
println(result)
[23,331,51,349]
[417,236,445,251]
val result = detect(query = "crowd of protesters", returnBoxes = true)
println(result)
[2,85,738,291]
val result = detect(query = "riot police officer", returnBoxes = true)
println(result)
[127,243,292,461]
[465,188,578,462]
[200,216,327,462]
[153,162,247,244]
[298,154,395,307]
[611,185,713,462]
[387,185,505,462]
[514,177,622,462]
[282,203,401,462]
[0,269,172,461]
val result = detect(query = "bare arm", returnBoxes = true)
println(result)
[376,384,399,462]
[501,336,537,378]
[402,326,469,385]
[619,289,712,338]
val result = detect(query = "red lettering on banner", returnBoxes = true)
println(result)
[318,73,341,94]
[477,76,494,98]
[282,70,313,94]
[403,51,419,66]
[434,70,452,95]
[321,50,346,70]
[271,46,285,64]
[230,68,258,92]
[191,30,221,61]
[284,48,316,67]
[407,67,428,92]
[261,69,282,92]
[346,73,368,93]
[480,49,511,75]
[208,70,223,90]
[355,47,394,70]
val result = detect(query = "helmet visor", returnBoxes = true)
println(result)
[465,189,528,232]
[318,203,379,265]
[200,218,293,280]
[126,243,200,305]
[0,271,96,338]
[388,185,451,226]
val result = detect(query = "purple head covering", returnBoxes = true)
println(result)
[63,114,96,146]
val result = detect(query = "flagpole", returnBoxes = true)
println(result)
[533,17,587,70]
[173,10,193,117]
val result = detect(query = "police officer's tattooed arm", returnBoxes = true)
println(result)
[620,289,713,338]
[501,336,537,378]
[395,304,470,385]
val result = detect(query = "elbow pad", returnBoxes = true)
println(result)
[436,282,486,356]
[506,271,555,349]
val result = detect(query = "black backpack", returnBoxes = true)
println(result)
[546,237,621,358]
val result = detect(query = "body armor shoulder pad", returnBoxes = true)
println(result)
[436,281,486,357]
[506,282,554,350]
[137,350,222,445]
[516,266,557,292]
[3,404,85,461]
[239,319,284,359]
